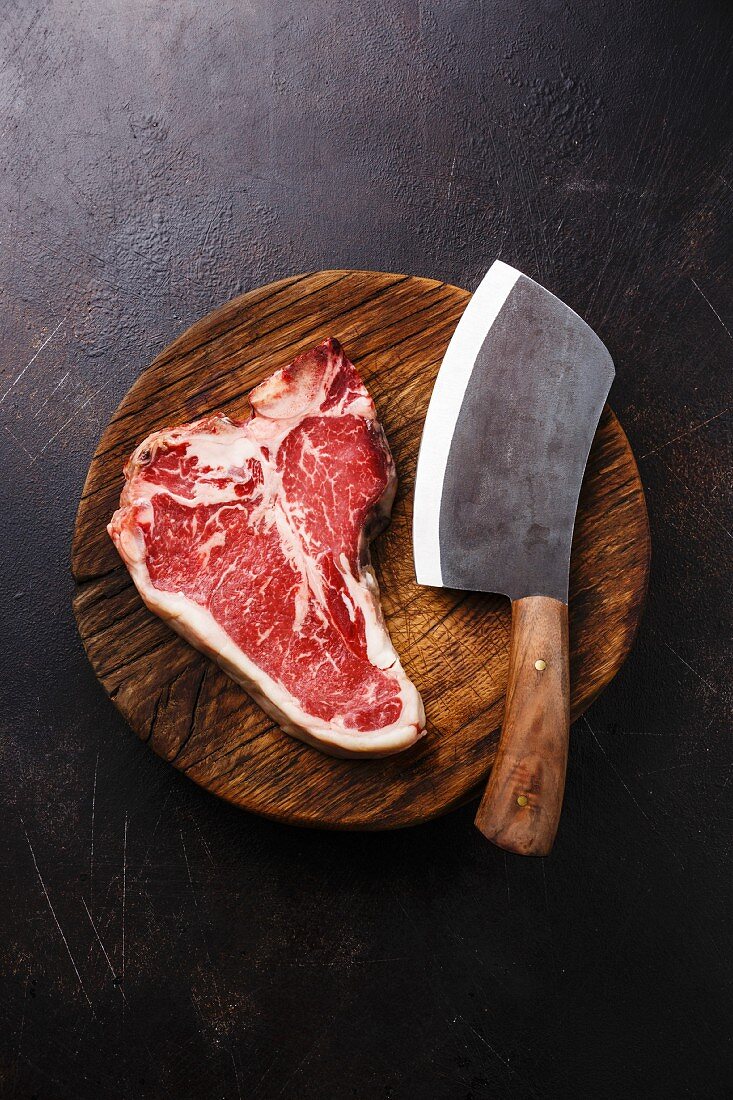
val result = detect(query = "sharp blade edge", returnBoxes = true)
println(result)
[412,261,521,587]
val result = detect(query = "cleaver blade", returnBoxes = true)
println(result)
[412,261,614,856]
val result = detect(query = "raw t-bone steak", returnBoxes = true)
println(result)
[108,338,425,757]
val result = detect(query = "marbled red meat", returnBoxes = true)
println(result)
[108,338,425,757]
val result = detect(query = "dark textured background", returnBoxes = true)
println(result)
[1,1,731,1097]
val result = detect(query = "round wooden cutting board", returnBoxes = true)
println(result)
[72,271,650,829]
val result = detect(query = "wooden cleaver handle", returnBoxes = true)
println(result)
[475,595,570,856]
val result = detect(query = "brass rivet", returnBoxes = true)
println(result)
[535,659,547,671]
[517,795,529,807]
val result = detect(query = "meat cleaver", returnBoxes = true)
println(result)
[412,261,614,856]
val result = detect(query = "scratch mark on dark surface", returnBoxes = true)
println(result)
[1,420,36,466]
[13,972,29,1090]
[178,821,242,1093]
[690,277,733,341]
[662,640,718,695]
[31,376,116,462]
[658,456,733,542]
[89,748,98,912]
[15,1055,68,1097]
[0,316,66,406]
[81,899,175,1097]
[136,789,173,881]
[121,813,128,989]
[639,406,730,458]
[186,809,214,865]
[636,762,698,777]
[179,822,226,1022]
[463,1018,543,1099]
[230,1049,243,1100]
[446,151,457,205]
[273,1017,337,1099]
[709,767,733,813]
[31,369,71,419]
[21,818,93,1010]
[82,897,121,990]
[583,719,684,868]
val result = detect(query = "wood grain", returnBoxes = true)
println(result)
[71,270,651,830]
[475,596,570,856]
